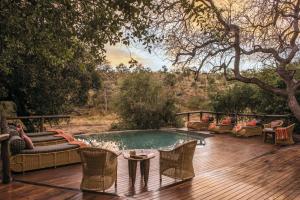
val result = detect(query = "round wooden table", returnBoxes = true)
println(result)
[123,152,155,187]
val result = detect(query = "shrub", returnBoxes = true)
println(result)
[113,72,180,129]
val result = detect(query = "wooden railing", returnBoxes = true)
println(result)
[1,114,11,184]
[176,110,292,124]
[7,115,71,132]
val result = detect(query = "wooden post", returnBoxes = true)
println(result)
[1,113,11,184]
[40,117,44,132]
[187,113,190,122]
[200,112,203,121]
[216,113,219,124]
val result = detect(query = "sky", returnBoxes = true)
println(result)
[105,44,172,71]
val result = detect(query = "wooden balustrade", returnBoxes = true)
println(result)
[176,110,292,124]
[7,115,71,132]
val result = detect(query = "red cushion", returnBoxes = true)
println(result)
[201,115,210,123]
[246,120,257,126]
[221,118,231,125]
[20,132,34,149]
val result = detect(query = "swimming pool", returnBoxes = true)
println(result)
[76,130,205,150]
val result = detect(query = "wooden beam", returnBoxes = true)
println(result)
[1,114,11,184]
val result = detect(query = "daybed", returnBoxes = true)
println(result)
[10,142,81,172]
[232,120,263,137]
[187,115,214,131]
[208,117,236,134]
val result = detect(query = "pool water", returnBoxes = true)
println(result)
[76,130,205,150]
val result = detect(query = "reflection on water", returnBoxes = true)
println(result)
[77,131,205,150]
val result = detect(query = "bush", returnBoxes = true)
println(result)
[113,72,180,129]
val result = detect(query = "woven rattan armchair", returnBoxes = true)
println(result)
[275,124,295,145]
[78,147,120,192]
[263,120,284,130]
[159,140,197,183]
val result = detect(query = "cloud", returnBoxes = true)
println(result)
[105,44,171,70]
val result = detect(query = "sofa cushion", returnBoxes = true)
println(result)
[26,131,56,137]
[30,135,65,143]
[9,135,26,155]
[20,143,79,154]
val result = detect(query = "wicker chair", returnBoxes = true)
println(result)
[159,140,197,183]
[263,120,284,130]
[262,120,284,143]
[275,124,295,145]
[78,147,120,192]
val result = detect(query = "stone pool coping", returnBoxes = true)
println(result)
[76,127,214,138]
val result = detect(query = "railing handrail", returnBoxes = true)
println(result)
[7,114,70,120]
[176,110,292,119]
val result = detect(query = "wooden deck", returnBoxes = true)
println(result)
[1,134,300,200]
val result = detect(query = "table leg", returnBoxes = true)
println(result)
[140,160,150,186]
[262,132,266,143]
[128,160,137,187]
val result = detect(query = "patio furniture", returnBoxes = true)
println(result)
[233,120,263,137]
[263,120,284,143]
[123,152,155,187]
[78,147,119,192]
[159,140,197,183]
[209,117,236,134]
[26,131,57,137]
[187,115,214,131]
[275,124,295,145]
[30,135,67,146]
[8,128,67,146]
[10,142,81,172]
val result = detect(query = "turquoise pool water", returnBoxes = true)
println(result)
[76,130,205,150]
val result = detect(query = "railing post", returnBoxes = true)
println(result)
[1,113,11,184]
[187,113,190,122]
[200,112,203,121]
[40,117,44,132]
[216,113,219,124]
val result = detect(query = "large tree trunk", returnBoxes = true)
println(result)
[288,94,300,122]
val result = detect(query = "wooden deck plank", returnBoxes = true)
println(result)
[1,134,299,200]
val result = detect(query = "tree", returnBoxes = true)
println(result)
[113,72,179,129]
[0,0,155,114]
[153,0,300,121]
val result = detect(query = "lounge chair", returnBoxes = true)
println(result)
[275,124,295,145]
[159,140,197,182]
[10,142,81,172]
[208,117,236,134]
[232,120,263,137]
[187,115,214,131]
[78,147,119,192]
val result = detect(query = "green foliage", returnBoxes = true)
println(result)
[186,95,211,110]
[163,73,177,87]
[209,67,297,115]
[0,0,155,115]
[113,72,180,129]
[209,83,257,113]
